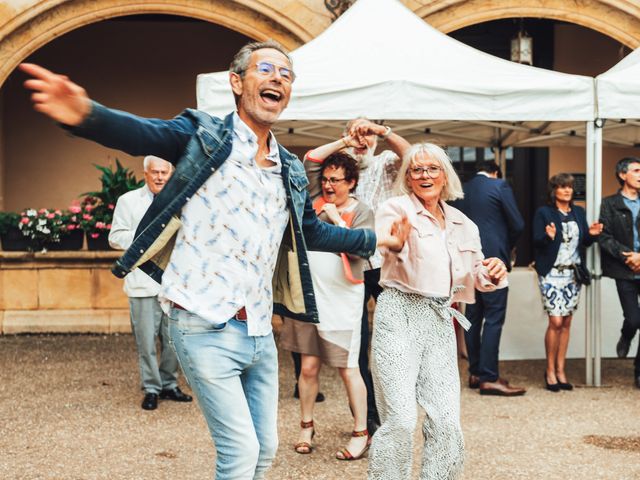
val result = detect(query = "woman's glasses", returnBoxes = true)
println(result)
[408,165,442,179]
[321,177,347,186]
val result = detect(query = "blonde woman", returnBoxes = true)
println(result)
[369,143,508,479]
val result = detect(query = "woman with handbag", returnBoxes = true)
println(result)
[533,173,603,392]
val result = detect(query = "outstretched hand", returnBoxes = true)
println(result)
[377,216,411,252]
[482,257,507,284]
[545,222,556,240]
[588,221,604,236]
[19,63,91,126]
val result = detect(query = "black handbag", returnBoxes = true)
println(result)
[572,263,592,286]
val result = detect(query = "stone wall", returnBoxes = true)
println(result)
[0,251,130,334]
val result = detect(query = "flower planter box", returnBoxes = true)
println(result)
[0,227,30,251]
[86,231,114,251]
[47,229,85,251]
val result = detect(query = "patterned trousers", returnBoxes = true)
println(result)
[369,288,464,480]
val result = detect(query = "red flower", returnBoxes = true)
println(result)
[20,217,30,224]
[90,233,100,239]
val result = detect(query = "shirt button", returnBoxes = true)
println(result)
[139,249,144,253]
[161,224,166,228]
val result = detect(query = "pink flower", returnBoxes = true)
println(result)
[67,224,76,230]
[69,206,81,214]
[38,208,47,214]
[54,210,62,215]
[106,224,112,230]
[108,204,115,210]
[90,233,99,238]
[20,217,30,224]
[82,214,93,221]
[46,213,55,219]
[84,205,94,212]
[95,222,105,229]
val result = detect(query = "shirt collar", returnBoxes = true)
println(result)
[141,184,154,199]
[232,112,281,167]
[477,171,492,178]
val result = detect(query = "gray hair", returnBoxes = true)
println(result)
[143,155,172,172]
[394,143,464,201]
[229,40,292,77]
[615,157,640,186]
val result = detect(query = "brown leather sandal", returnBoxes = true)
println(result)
[294,420,315,454]
[335,428,369,461]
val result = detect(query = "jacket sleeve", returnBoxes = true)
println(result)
[499,182,525,248]
[532,208,553,248]
[66,101,196,164]
[598,199,630,261]
[302,193,376,259]
[108,194,135,251]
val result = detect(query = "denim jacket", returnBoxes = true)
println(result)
[69,102,377,322]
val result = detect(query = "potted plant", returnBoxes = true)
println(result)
[78,196,114,250]
[0,211,25,251]
[17,208,68,252]
[80,159,143,250]
[47,205,84,251]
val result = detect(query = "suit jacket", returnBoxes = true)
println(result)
[457,174,524,270]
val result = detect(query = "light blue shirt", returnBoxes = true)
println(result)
[622,195,640,252]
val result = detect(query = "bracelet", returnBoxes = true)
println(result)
[379,125,392,139]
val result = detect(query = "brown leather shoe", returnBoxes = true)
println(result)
[479,379,526,396]
[468,375,480,389]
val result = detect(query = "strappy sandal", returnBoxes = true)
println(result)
[335,428,369,461]
[294,420,315,454]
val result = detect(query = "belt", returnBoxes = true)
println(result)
[172,303,247,321]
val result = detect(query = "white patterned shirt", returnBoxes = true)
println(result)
[355,150,399,270]
[159,113,289,336]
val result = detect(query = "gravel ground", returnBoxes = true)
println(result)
[1,333,639,480]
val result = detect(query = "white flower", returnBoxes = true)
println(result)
[42,227,50,234]
[38,219,47,226]
[26,209,37,216]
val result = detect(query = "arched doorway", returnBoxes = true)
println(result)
[418,0,640,48]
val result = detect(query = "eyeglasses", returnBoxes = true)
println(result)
[252,62,296,83]
[408,165,442,179]
[321,177,347,186]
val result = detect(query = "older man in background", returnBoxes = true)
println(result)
[109,155,192,410]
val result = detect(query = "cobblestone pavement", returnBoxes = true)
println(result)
[1,334,639,480]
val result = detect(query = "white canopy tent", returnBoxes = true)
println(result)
[197,0,606,384]
[197,0,595,151]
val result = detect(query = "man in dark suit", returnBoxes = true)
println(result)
[458,161,526,396]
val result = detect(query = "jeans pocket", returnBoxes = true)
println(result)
[171,309,228,335]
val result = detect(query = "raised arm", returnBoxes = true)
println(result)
[21,63,196,163]
[349,119,411,164]
[20,63,92,126]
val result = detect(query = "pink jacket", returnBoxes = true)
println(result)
[376,194,507,304]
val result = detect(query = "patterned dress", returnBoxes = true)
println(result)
[538,210,582,316]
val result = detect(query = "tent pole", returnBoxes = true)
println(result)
[585,121,595,386]
[593,120,604,387]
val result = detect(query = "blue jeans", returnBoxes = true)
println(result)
[168,308,278,480]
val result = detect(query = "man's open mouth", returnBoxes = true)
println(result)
[260,89,282,105]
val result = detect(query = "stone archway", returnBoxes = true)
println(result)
[417,0,640,48]
[0,0,330,86]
